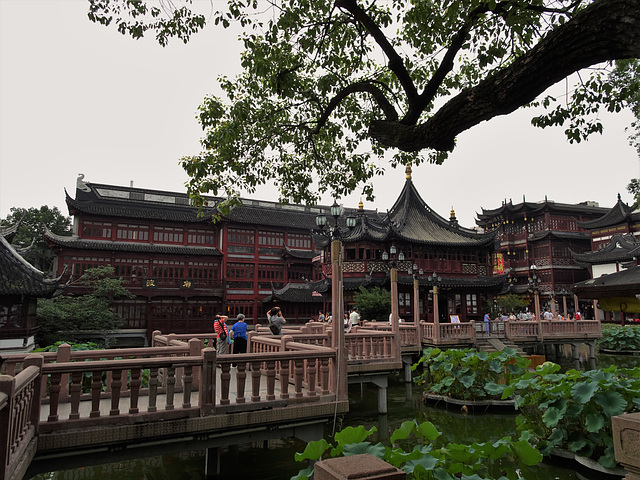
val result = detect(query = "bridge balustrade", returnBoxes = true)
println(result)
[505,321,540,340]
[0,355,42,480]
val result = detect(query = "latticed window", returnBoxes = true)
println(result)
[81,220,112,239]
[153,226,184,244]
[187,229,216,246]
[466,294,478,314]
[258,230,284,246]
[226,263,254,279]
[286,233,311,249]
[152,259,185,279]
[258,264,284,280]
[116,223,149,241]
[228,228,255,245]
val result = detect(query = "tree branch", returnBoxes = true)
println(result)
[335,0,419,103]
[312,81,398,134]
[369,0,640,152]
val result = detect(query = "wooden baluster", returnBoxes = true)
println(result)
[147,367,158,413]
[199,349,216,416]
[265,360,276,401]
[279,359,289,400]
[90,370,102,418]
[69,371,83,420]
[219,364,231,406]
[110,369,122,416]
[250,361,262,402]
[306,358,317,398]
[182,366,193,409]
[236,361,247,404]
[47,372,62,422]
[165,367,176,411]
[129,368,141,414]
[293,359,304,399]
[320,357,330,395]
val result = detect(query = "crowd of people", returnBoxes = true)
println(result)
[484,309,582,323]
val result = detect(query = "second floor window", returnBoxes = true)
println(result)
[116,224,149,241]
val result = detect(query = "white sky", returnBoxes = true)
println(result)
[1,0,638,228]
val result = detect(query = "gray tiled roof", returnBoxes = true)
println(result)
[577,195,636,230]
[386,180,496,247]
[0,235,60,297]
[572,266,640,295]
[572,234,640,264]
[45,230,222,256]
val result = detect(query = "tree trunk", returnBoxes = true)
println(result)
[369,0,640,152]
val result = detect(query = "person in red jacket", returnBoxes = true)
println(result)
[214,313,229,354]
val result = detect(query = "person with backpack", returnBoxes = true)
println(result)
[214,313,230,354]
[268,307,286,335]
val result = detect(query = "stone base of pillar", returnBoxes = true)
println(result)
[315,454,405,480]
[613,413,640,480]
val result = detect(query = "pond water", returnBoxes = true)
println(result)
[31,350,640,480]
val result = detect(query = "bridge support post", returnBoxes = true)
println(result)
[402,356,413,383]
[204,446,220,479]
[588,342,596,359]
[372,376,388,414]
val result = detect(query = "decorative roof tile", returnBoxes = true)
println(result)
[571,233,640,264]
[45,229,222,256]
[0,235,60,297]
[577,194,635,229]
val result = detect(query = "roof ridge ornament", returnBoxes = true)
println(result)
[77,173,91,192]
[405,163,412,180]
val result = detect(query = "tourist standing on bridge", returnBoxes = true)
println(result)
[231,314,247,367]
[214,313,230,354]
[268,306,286,335]
[483,312,490,333]
[231,313,248,355]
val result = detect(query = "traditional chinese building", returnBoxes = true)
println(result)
[45,176,329,343]
[313,166,505,323]
[1,224,61,352]
[476,197,609,313]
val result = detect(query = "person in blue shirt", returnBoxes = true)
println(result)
[483,312,491,334]
[231,314,248,366]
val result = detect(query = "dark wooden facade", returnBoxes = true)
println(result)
[1,226,60,352]
[476,197,609,314]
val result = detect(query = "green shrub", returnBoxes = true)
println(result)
[598,324,640,351]
[414,348,530,401]
[291,421,541,480]
[502,362,640,469]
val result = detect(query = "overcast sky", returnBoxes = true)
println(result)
[1,0,638,229]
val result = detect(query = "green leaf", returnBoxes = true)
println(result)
[343,442,386,459]
[290,464,314,480]
[484,382,506,396]
[594,391,628,417]
[585,413,606,433]
[542,407,563,428]
[416,421,441,442]
[571,381,599,404]
[511,440,543,466]
[403,454,439,473]
[390,421,416,444]
[294,439,330,462]
[334,425,376,446]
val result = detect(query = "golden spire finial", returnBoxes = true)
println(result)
[450,206,456,218]
[405,163,412,180]
[358,198,364,210]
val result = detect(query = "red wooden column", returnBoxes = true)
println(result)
[390,266,400,360]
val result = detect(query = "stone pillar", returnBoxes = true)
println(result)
[331,238,348,401]
[613,413,640,480]
[315,454,405,480]
[205,446,220,479]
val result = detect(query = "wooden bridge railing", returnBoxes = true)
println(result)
[0,355,42,480]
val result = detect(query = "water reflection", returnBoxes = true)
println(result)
[32,351,639,480]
